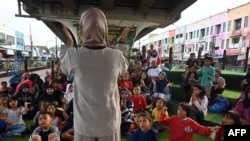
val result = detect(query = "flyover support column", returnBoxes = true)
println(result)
[198,47,203,66]
[169,47,173,70]
[244,47,249,72]
[221,49,227,70]
[24,57,28,72]
[51,60,55,81]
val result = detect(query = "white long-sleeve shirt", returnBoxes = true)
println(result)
[60,46,127,137]
[189,96,208,117]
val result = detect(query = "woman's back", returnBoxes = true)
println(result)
[60,46,127,136]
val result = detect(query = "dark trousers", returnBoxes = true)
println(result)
[210,88,224,103]
[190,108,204,123]
[120,121,132,136]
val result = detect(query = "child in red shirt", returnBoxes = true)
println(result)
[213,110,241,141]
[119,72,133,93]
[159,102,219,141]
[130,85,150,111]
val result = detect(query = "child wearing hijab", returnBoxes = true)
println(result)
[120,88,134,136]
[64,84,73,105]
[152,72,173,106]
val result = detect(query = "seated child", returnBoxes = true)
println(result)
[130,85,150,111]
[0,81,10,94]
[15,83,34,120]
[42,85,64,108]
[29,111,60,141]
[152,72,173,103]
[46,103,68,131]
[152,97,169,133]
[127,110,143,137]
[212,110,241,141]
[1,96,28,136]
[128,111,158,141]
[188,84,208,122]
[31,100,50,130]
[120,88,134,136]
[0,94,9,122]
[180,65,199,100]
[63,84,74,109]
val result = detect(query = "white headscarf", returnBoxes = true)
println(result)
[64,83,73,104]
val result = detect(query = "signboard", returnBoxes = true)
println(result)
[109,26,136,58]
[76,24,137,57]
[15,31,25,51]
[108,25,136,48]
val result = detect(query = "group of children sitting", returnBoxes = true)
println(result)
[0,69,74,141]
[0,92,73,141]
[122,85,243,141]
[118,57,244,141]
[0,54,246,141]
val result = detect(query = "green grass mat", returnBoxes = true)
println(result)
[3,120,211,141]
[121,128,211,141]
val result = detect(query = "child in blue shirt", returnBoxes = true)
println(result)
[128,111,158,141]
[199,56,215,99]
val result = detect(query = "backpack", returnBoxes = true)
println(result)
[208,95,230,113]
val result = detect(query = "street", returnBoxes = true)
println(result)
[0,68,50,83]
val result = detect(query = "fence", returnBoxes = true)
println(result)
[0,58,53,76]
[170,61,245,72]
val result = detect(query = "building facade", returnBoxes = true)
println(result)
[227,3,250,64]
[210,11,228,57]
[185,17,211,58]
[174,25,186,61]
[139,2,250,65]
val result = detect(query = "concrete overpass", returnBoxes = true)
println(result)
[16,0,197,46]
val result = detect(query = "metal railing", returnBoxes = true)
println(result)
[0,58,53,76]
[170,62,245,72]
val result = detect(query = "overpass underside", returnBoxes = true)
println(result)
[16,0,196,45]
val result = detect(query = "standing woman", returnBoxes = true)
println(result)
[60,8,128,141]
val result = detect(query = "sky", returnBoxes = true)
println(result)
[150,0,250,35]
[0,0,57,47]
[0,0,250,46]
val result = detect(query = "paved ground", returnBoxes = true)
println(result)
[0,68,51,83]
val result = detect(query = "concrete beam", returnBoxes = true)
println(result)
[137,0,156,14]
[101,0,114,10]
[61,0,76,9]
[21,0,40,8]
